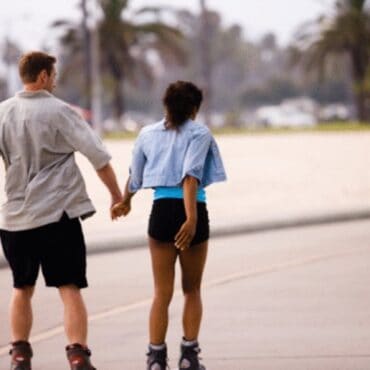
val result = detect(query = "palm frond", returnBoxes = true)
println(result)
[133,22,186,64]
[337,0,367,12]
[134,5,176,16]
[51,19,73,28]
[349,0,366,11]
[55,0,188,118]
[133,22,183,39]
[99,0,128,19]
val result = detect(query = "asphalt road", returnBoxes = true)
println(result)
[1,220,370,369]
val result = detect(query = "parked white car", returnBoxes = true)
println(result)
[319,104,351,121]
[256,105,317,128]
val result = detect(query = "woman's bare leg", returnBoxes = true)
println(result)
[148,237,177,345]
[179,241,208,341]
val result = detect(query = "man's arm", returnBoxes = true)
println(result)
[56,105,123,218]
[96,163,123,219]
[111,176,136,219]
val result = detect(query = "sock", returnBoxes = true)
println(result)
[182,337,198,347]
[149,343,166,351]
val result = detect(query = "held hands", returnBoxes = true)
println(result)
[111,196,132,220]
[175,218,196,251]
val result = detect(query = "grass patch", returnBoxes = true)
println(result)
[104,131,138,140]
[211,122,370,135]
[103,121,370,140]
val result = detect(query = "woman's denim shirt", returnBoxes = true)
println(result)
[128,119,227,193]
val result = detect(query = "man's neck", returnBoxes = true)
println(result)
[24,84,45,92]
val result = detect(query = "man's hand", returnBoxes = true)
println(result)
[175,218,197,251]
[111,197,132,220]
[110,194,124,220]
[96,163,125,220]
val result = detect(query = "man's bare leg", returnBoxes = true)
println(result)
[10,286,35,341]
[59,285,88,345]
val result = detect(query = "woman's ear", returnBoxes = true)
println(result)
[191,107,199,120]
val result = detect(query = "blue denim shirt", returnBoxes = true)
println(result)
[128,119,226,193]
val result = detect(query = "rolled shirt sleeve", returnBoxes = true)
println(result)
[128,132,147,193]
[182,127,212,183]
[57,105,111,170]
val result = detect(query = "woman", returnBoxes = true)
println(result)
[113,81,226,370]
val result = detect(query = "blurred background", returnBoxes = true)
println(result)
[1,0,369,131]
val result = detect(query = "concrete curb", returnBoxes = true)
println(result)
[1,208,370,270]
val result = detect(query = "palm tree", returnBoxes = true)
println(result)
[2,39,22,96]
[98,0,185,120]
[199,0,212,126]
[292,0,370,121]
[54,0,186,122]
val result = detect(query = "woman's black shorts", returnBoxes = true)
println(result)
[0,213,88,289]
[148,198,210,246]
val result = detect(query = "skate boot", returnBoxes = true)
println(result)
[9,341,32,370]
[66,343,96,370]
[178,339,205,370]
[146,344,168,370]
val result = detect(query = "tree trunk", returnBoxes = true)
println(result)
[354,83,367,122]
[81,0,92,114]
[107,53,125,125]
[113,78,125,122]
[351,51,369,122]
[200,0,212,127]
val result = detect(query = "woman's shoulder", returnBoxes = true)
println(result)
[139,119,166,136]
[187,119,211,137]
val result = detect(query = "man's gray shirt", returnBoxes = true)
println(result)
[0,90,112,231]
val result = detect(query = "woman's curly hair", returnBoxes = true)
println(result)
[163,81,203,128]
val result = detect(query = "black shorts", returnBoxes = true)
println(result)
[148,199,210,246]
[0,213,88,289]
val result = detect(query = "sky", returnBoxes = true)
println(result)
[0,0,336,52]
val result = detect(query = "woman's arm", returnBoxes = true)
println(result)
[111,131,146,220]
[175,175,198,251]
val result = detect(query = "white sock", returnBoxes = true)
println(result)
[149,343,166,351]
[182,338,198,347]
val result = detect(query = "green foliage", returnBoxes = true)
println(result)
[50,2,358,124]
[292,0,370,120]
[54,0,185,119]
[103,121,370,140]
[212,121,370,135]
[243,79,300,106]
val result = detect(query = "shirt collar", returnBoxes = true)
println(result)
[161,118,192,131]
[160,118,167,130]
[16,89,53,98]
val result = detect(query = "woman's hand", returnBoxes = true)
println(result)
[111,197,132,220]
[175,218,197,251]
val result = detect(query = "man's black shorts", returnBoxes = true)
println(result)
[148,199,210,246]
[0,213,88,289]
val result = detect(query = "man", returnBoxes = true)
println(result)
[0,51,122,370]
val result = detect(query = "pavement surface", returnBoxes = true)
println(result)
[0,220,370,369]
